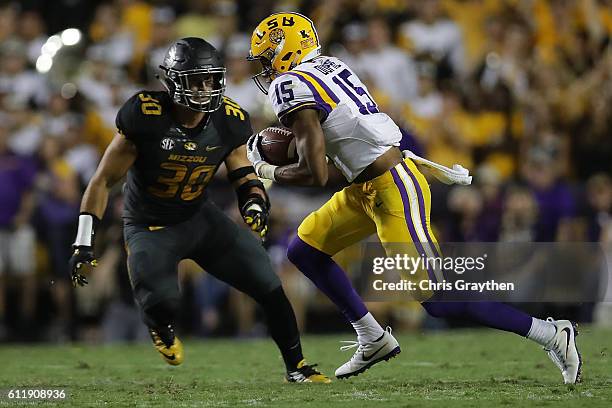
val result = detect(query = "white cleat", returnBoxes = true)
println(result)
[544,318,582,384]
[335,327,401,379]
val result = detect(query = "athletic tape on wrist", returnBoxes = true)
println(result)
[256,162,277,182]
[74,213,99,247]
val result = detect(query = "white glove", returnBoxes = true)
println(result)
[402,150,472,185]
[247,132,277,181]
[246,133,264,168]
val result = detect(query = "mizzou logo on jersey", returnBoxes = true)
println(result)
[184,141,198,151]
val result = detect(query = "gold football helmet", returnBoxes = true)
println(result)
[247,12,321,94]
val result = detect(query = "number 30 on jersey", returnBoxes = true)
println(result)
[139,93,162,115]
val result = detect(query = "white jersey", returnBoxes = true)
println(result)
[268,56,401,182]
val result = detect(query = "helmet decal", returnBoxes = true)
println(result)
[301,37,315,49]
[269,28,285,45]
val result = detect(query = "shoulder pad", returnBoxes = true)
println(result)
[269,72,333,126]
[217,96,253,150]
[115,91,168,140]
[221,96,249,123]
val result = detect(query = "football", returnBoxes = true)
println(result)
[258,127,298,166]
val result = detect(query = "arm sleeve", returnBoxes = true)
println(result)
[269,74,330,127]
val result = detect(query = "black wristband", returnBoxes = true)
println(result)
[236,179,269,210]
[228,166,256,182]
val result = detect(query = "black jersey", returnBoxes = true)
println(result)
[115,91,252,225]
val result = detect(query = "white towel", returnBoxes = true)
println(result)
[402,150,472,185]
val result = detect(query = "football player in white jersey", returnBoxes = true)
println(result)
[246,12,581,383]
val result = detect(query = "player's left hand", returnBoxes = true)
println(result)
[241,195,269,240]
[68,245,98,287]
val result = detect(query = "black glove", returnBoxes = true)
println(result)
[69,212,100,287]
[241,195,270,240]
[68,245,98,287]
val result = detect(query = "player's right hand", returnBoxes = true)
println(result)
[241,196,270,240]
[247,133,279,181]
[246,133,265,169]
[68,245,98,287]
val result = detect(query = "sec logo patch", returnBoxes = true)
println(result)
[160,138,175,150]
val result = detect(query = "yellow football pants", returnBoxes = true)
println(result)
[297,158,443,293]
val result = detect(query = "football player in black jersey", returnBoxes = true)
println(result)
[68,38,330,383]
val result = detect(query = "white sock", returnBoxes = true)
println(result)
[526,318,556,346]
[351,312,385,344]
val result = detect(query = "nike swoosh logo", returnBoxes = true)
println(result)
[375,201,383,208]
[362,344,387,361]
[206,145,221,151]
[164,353,176,360]
[561,327,571,356]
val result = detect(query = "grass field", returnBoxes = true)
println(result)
[0,327,610,407]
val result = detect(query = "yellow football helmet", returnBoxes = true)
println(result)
[247,12,321,94]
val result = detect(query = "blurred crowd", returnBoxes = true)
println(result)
[0,0,611,343]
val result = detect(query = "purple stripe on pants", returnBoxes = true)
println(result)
[400,161,440,258]
[390,166,438,283]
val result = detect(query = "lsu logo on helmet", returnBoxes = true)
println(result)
[247,12,321,94]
